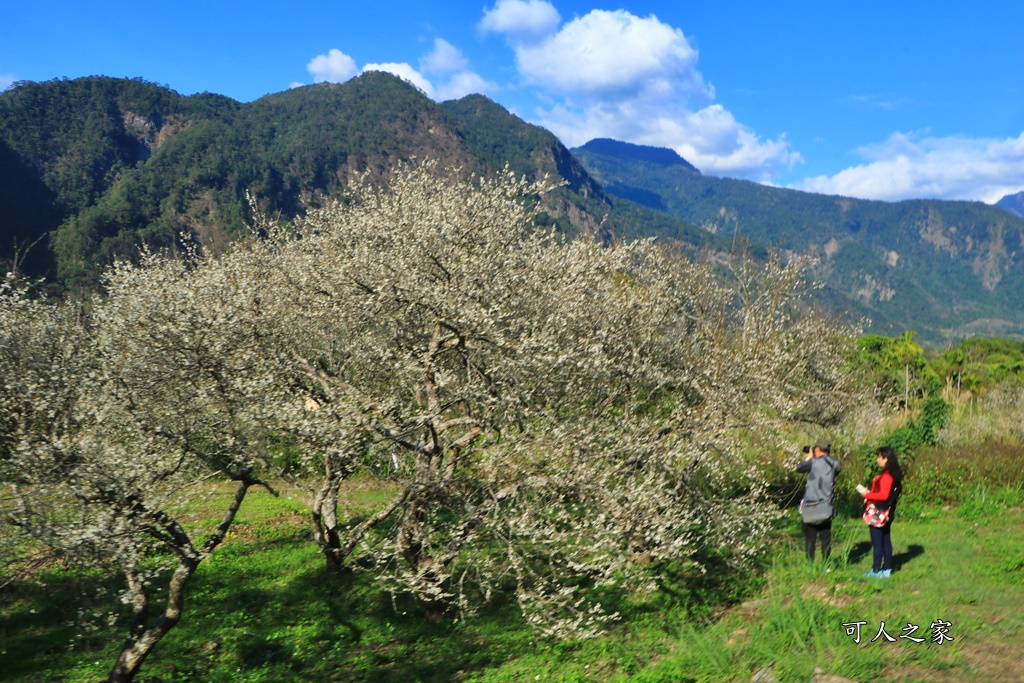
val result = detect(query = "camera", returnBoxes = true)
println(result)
[801,445,811,454]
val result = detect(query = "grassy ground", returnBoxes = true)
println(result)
[3,482,1024,682]
[627,491,1024,682]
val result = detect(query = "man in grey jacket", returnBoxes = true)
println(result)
[796,437,840,563]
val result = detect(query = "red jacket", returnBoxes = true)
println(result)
[864,470,900,519]
[864,471,894,503]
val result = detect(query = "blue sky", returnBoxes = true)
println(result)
[3,0,1023,203]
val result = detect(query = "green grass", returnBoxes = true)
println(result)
[632,485,1024,683]
[4,482,1024,682]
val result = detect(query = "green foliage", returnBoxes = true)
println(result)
[851,330,1024,433]
[854,331,941,405]
[900,441,1024,511]
[845,395,951,490]
[887,396,951,455]
[945,338,1024,386]
[0,76,246,286]
[442,95,572,183]
[0,77,185,213]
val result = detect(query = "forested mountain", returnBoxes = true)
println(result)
[0,74,712,291]
[574,139,1024,342]
[5,75,1022,342]
[997,191,1024,218]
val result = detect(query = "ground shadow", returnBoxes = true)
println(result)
[846,541,925,571]
[893,544,925,571]
[847,541,873,566]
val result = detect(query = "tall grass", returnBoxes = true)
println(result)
[937,381,1024,449]
[900,441,1024,513]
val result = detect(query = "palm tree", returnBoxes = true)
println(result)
[886,330,923,411]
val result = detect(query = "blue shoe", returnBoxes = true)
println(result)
[878,569,892,578]
[864,570,879,578]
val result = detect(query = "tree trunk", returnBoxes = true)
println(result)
[312,453,346,573]
[106,480,256,682]
[904,363,910,411]
[398,490,448,620]
[107,558,196,682]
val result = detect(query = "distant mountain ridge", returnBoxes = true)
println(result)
[579,138,698,170]
[574,139,1024,342]
[997,191,1024,218]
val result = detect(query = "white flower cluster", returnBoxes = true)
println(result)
[1,161,858,667]
[0,264,281,681]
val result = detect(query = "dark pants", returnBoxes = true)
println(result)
[870,523,893,572]
[802,520,832,562]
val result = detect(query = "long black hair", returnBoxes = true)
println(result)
[876,445,903,483]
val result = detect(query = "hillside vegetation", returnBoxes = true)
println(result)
[996,190,1024,218]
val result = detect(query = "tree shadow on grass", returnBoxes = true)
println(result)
[5,524,741,683]
[0,567,128,680]
[145,533,537,683]
[3,528,537,682]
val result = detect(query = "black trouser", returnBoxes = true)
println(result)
[869,522,893,572]
[802,520,832,562]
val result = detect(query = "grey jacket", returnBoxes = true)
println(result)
[797,455,840,504]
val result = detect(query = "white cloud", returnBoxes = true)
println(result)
[482,6,795,180]
[793,131,1024,203]
[435,71,498,101]
[420,38,468,75]
[303,43,494,103]
[418,39,497,99]
[480,0,561,43]
[516,10,711,101]
[307,49,358,84]
[0,73,15,91]
[288,81,305,90]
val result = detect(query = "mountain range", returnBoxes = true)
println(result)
[573,139,1024,342]
[2,74,1023,343]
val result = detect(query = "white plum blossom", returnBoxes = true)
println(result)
[1,161,857,671]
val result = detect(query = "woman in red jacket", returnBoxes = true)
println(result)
[858,446,903,578]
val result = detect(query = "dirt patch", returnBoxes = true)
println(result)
[879,625,1024,681]
[958,639,1024,681]
[800,581,858,609]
